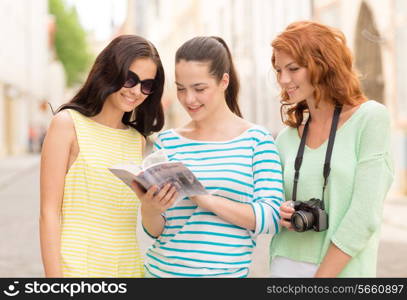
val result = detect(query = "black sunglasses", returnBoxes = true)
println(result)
[123,70,155,95]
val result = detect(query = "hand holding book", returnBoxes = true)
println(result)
[131,182,177,214]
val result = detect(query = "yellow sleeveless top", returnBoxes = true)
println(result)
[61,109,144,277]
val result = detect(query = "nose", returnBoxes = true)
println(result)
[129,83,142,96]
[278,70,291,85]
[184,90,196,105]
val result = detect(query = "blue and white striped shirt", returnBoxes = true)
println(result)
[144,125,284,277]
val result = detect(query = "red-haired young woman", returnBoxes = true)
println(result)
[269,21,393,277]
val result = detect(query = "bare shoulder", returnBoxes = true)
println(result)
[41,110,77,168]
[46,110,76,142]
[49,110,74,130]
[51,110,73,126]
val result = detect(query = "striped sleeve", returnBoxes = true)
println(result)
[152,133,164,151]
[249,131,284,237]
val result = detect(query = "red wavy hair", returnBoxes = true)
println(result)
[271,21,367,128]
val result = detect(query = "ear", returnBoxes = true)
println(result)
[220,73,229,91]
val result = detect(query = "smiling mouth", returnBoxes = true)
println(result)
[187,104,204,112]
[122,94,138,104]
[286,87,299,94]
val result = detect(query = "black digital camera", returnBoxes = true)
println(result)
[289,198,328,232]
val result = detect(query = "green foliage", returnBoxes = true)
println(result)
[49,0,93,86]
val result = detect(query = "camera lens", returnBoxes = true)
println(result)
[291,211,314,232]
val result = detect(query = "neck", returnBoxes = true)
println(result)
[306,98,335,125]
[92,102,126,129]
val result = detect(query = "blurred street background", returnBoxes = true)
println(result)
[1,0,407,277]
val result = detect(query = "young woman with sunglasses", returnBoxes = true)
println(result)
[269,21,394,277]
[40,35,176,277]
[131,36,284,277]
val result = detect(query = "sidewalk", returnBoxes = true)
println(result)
[0,154,40,190]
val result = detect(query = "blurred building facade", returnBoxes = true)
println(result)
[122,0,312,135]
[313,0,407,196]
[0,0,65,158]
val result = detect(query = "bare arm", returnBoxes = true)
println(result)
[191,195,256,230]
[39,111,75,277]
[314,243,351,277]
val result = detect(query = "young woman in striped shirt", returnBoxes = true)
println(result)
[40,35,176,277]
[131,36,284,277]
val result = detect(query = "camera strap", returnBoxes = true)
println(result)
[292,105,342,209]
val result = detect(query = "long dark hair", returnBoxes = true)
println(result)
[175,36,242,117]
[57,35,165,136]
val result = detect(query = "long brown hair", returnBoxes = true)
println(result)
[175,36,242,117]
[271,21,367,127]
[57,35,165,136]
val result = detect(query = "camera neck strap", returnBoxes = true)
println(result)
[292,105,342,209]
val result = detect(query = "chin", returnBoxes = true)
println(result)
[287,96,305,105]
[188,113,206,122]
[125,108,136,113]
[116,105,133,114]
[123,101,142,112]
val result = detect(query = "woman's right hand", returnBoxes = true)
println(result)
[279,201,295,231]
[131,182,178,216]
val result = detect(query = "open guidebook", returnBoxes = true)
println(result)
[108,150,208,198]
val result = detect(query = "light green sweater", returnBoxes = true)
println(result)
[270,100,394,277]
